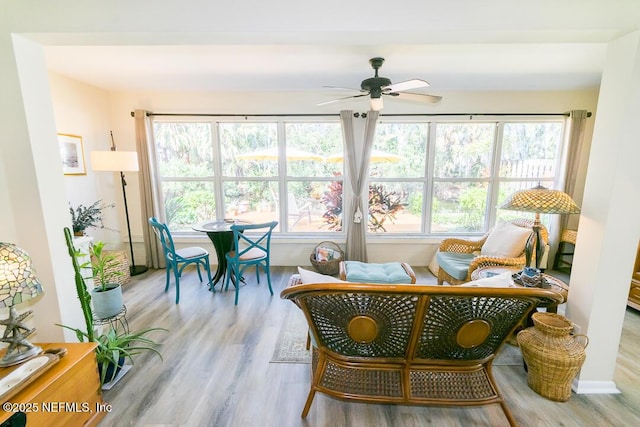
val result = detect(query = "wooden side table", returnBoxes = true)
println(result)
[471,266,568,313]
[0,343,106,427]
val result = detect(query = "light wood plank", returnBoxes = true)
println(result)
[99,266,640,426]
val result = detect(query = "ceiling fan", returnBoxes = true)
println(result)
[318,57,442,111]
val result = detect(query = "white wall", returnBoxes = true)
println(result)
[49,72,122,247]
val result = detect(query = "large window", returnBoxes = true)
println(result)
[368,122,429,233]
[153,118,342,233]
[152,116,565,236]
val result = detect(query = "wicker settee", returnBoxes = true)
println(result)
[280,282,562,426]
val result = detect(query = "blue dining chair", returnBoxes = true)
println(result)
[149,217,213,304]
[224,221,278,305]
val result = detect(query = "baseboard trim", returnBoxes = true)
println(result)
[572,379,621,394]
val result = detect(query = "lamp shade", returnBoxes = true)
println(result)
[370,97,384,111]
[500,184,581,214]
[0,243,43,308]
[91,150,139,172]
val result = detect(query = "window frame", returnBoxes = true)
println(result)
[150,114,567,238]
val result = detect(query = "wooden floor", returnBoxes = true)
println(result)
[99,266,640,427]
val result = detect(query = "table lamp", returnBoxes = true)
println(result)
[0,242,44,366]
[500,184,580,271]
[91,131,148,276]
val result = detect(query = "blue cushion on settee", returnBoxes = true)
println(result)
[436,252,477,281]
[343,261,413,284]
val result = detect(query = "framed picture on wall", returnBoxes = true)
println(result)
[58,133,86,175]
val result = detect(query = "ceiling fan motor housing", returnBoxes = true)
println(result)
[361,77,391,97]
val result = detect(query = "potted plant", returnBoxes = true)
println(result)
[66,321,165,384]
[60,227,166,385]
[69,200,114,236]
[89,240,123,319]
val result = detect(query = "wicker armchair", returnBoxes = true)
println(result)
[437,218,548,286]
[281,282,562,426]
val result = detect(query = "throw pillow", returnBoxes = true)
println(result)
[461,272,516,288]
[297,267,348,284]
[428,250,440,276]
[480,221,532,258]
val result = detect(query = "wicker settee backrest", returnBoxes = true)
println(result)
[281,283,563,363]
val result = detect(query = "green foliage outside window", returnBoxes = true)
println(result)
[321,179,406,232]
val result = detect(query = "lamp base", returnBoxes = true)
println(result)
[0,307,42,367]
[0,345,42,367]
[130,265,148,276]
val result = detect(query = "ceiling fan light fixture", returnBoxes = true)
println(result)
[320,57,442,110]
[370,97,384,111]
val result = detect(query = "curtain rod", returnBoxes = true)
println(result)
[130,111,591,118]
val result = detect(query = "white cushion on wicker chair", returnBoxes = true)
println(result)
[298,267,347,284]
[461,272,517,288]
[480,221,532,258]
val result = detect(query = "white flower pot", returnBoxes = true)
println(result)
[91,284,123,319]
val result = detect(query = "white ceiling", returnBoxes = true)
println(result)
[44,43,607,93]
[40,2,640,95]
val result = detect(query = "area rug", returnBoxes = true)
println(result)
[270,307,523,366]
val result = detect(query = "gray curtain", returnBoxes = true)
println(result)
[342,110,379,262]
[548,110,588,265]
[134,110,165,268]
[560,110,588,232]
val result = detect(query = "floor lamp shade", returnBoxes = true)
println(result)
[500,184,580,269]
[91,151,139,172]
[499,184,580,215]
[90,148,147,276]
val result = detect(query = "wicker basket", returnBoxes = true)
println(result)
[93,250,131,286]
[310,241,344,275]
[517,312,588,401]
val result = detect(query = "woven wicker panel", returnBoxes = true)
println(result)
[319,358,404,398]
[307,293,419,358]
[93,250,131,286]
[410,369,496,400]
[560,229,578,245]
[416,296,533,360]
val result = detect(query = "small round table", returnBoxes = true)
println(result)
[471,266,568,313]
[192,219,251,290]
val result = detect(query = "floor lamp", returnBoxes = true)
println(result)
[500,183,581,271]
[91,132,148,276]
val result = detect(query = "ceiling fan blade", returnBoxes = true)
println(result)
[384,79,430,93]
[322,85,367,93]
[317,93,369,106]
[391,92,443,104]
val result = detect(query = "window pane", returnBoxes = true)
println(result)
[288,181,343,232]
[285,123,342,177]
[434,123,495,178]
[368,182,423,233]
[223,181,279,230]
[372,123,427,178]
[220,123,278,177]
[500,122,562,178]
[279,181,342,232]
[431,182,488,232]
[154,122,213,177]
[161,181,215,231]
